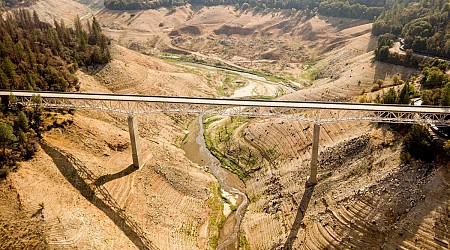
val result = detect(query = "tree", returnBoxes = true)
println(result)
[382,88,397,104]
[30,94,42,136]
[0,68,10,89]
[443,140,450,157]
[392,74,400,85]
[375,79,384,88]
[440,82,450,106]
[2,57,18,86]
[375,46,389,61]
[422,89,441,105]
[398,81,411,104]
[421,66,448,89]
[17,111,29,131]
[0,121,17,156]
[403,125,435,162]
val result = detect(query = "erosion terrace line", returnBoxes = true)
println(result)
[1,90,449,184]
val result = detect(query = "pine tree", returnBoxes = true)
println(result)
[2,57,18,86]
[0,121,17,157]
[440,82,450,106]
[398,82,410,104]
[0,68,10,89]
[17,111,29,131]
[382,88,398,104]
[74,15,87,51]
[24,41,36,69]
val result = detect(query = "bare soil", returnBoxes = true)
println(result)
[1,2,448,250]
[1,40,219,249]
[94,5,373,82]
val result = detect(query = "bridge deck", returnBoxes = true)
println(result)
[1,90,449,114]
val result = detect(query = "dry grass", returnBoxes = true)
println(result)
[3,3,447,250]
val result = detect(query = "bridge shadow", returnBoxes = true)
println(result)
[283,184,315,249]
[94,164,137,186]
[40,142,157,250]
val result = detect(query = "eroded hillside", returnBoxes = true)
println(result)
[1,2,449,250]
[0,41,226,249]
[95,5,374,84]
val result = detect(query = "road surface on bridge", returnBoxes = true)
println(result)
[1,90,449,114]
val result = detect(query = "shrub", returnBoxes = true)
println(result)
[403,125,435,162]
[443,140,450,157]
[371,84,380,92]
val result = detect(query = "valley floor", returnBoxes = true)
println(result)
[1,2,449,250]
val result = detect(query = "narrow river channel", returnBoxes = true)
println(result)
[182,113,248,249]
[180,63,294,249]
[198,114,248,250]
[179,62,296,95]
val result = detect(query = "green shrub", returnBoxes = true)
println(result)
[403,125,435,162]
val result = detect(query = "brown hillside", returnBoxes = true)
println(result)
[1,2,448,250]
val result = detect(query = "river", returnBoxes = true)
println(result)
[178,62,297,94]
[180,62,292,249]
[198,115,248,250]
[182,114,247,249]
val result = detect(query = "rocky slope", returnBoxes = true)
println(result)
[1,2,448,249]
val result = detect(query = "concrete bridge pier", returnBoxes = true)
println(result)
[307,123,320,185]
[128,115,143,169]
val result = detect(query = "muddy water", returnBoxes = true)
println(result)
[182,115,248,249]
[179,61,291,249]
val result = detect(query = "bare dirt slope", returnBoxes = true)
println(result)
[95,45,215,97]
[40,109,215,249]
[28,0,93,23]
[94,4,418,97]
[95,5,372,81]
[2,2,448,250]
[237,122,450,249]
[1,42,219,249]
[0,179,47,249]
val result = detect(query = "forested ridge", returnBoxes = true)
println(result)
[374,0,450,60]
[0,10,110,92]
[0,10,111,176]
[371,0,450,121]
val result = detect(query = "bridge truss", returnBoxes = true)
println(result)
[2,91,450,185]
[6,91,450,125]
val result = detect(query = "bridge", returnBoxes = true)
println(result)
[1,90,449,184]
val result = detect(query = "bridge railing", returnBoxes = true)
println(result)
[7,92,450,125]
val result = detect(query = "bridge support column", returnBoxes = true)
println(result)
[128,115,143,169]
[307,123,320,185]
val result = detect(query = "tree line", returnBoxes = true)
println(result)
[373,0,450,60]
[0,10,111,177]
[371,1,450,110]
[0,9,111,92]
[104,0,389,20]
